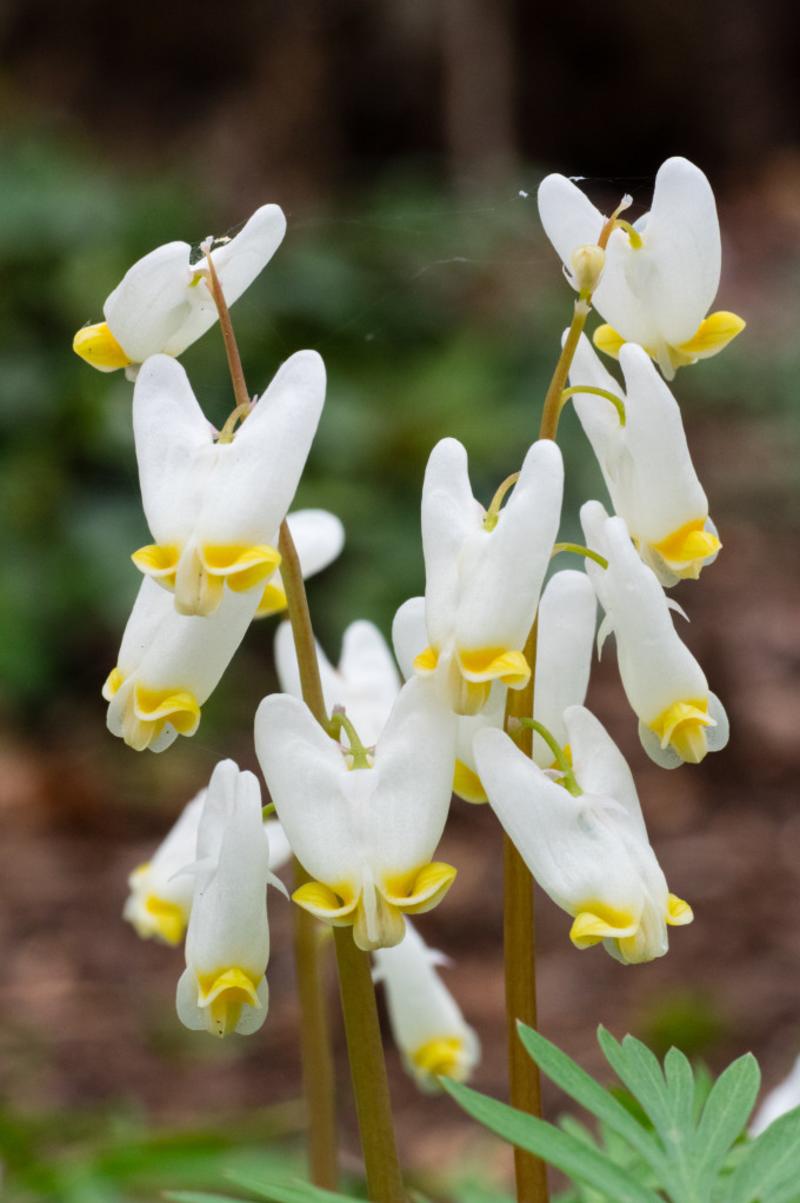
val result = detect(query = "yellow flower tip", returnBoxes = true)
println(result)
[120,685,201,751]
[569,904,638,950]
[675,310,746,362]
[255,582,288,618]
[592,324,626,360]
[200,543,282,592]
[651,519,721,577]
[291,880,357,924]
[198,967,262,1038]
[413,645,440,675]
[131,543,180,581]
[72,321,133,372]
[666,893,694,927]
[650,698,714,764]
[395,861,458,914]
[452,759,488,804]
[412,1036,466,1083]
[457,646,530,689]
[102,666,125,701]
[141,894,188,946]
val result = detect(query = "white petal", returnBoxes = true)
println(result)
[104,242,193,362]
[750,1055,800,1137]
[337,621,402,745]
[568,334,631,516]
[534,570,596,765]
[286,508,345,579]
[113,577,174,680]
[392,596,427,680]
[537,175,605,277]
[421,439,479,648]
[264,819,293,871]
[563,706,646,837]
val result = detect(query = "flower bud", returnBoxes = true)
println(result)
[570,244,605,296]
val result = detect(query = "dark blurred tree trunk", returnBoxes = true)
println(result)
[439,0,517,192]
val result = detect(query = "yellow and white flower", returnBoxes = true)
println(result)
[274,618,400,746]
[103,576,259,752]
[254,677,457,951]
[176,760,280,1038]
[258,508,345,619]
[750,1056,800,1136]
[131,350,325,617]
[411,437,563,716]
[124,787,292,946]
[73,204,286,377]
[373,922,480,1092]
[393,569,595,803]
[581,501,729,766]
[475,706,693,964]
[538,157,744,379]
[569,336,720,585]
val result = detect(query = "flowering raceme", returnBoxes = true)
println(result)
[255,678,457,951]
[131,350,325,617]
[73,204,286,377]
[581,502,729,766]
[410,436,563,716]
[538,156,745,378]
[569,335,721,585]
[393,569,595,803]
[475,706,693,964]
[176,760,282,1038]
[373,922,479,1091]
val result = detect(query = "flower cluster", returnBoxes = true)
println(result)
[75,156,740,1086]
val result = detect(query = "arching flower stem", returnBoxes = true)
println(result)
[559,384,626,427]
[551,542,609,571]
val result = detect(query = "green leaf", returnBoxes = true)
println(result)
[517,1024,667,1180]
[442,1077,664,1203]
[664,1047,695,1121]
[225,1173,362,1203]
[725,1104,800,1203]
[692,1053,760,1195]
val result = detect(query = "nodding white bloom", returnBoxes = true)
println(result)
[569,336,721,585]
[73,204,286,377]
[176,760,280,1038]
[581,502,729,767]
[124,796,293,946]
[538,157,745,379]
[750,1056,800,1137]
[131,350,325,618]
[255,678,457,951]
[412,437,563,717]
[258,508,345,619]
[123,791,205,945]
[373,922,480,1091]
[475,706,693,964]
[103,576,258,752]
[393,570,595,803]
[274,619,400,746]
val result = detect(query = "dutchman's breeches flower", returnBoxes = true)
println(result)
[275,618,400,746]
[475,706,693,964]
[373,922,480,1091]
[412,437,563,716]
[255,677,458,951]
[176,760,281,1038]
[104,576,259,752]
[73,204,286,376]
[538,157,745,379]
[393,569,595,803]
[569,336,721,584]
[581,502,729,766]
[131,350,325,617]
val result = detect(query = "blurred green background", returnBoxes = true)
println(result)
[3,2,800,1199]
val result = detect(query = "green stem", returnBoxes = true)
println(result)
[328,709,372,769]
[514,718,582,796]
[539,301,590,441]
[334,929,407,1203]
[551,542,608,571]
[559,384,626,427]
[277,521,328,727]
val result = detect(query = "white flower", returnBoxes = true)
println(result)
[581,502,729,766]
[392,569,594,803]
[103,576,259,753]
[254,677,457,951]
[258,508,345,619]
[274,618,400,746]
[538,157,744,379]
[73,204,286,376]
[131,350,325,617]
[569,336,721,585]
[176,760,279,1038]
[412,437,563,716]
[750,1056,800,1136]
[124,795,293,946]
[373,922,480,1091]
[123,790,205,945]
[475,706,693,964]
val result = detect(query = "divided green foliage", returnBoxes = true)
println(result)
[443,1024,800,1203]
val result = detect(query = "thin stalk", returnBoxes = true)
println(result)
[539,300,590,441]
[278,521,327,726]
[204,250,251,411]
[559,384,626,427]
[551,542,608,571]
[334,929,407,1203]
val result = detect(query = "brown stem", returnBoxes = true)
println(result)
[204,249,251,412]
[334,929,407,1203]
[277,522,327,726]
